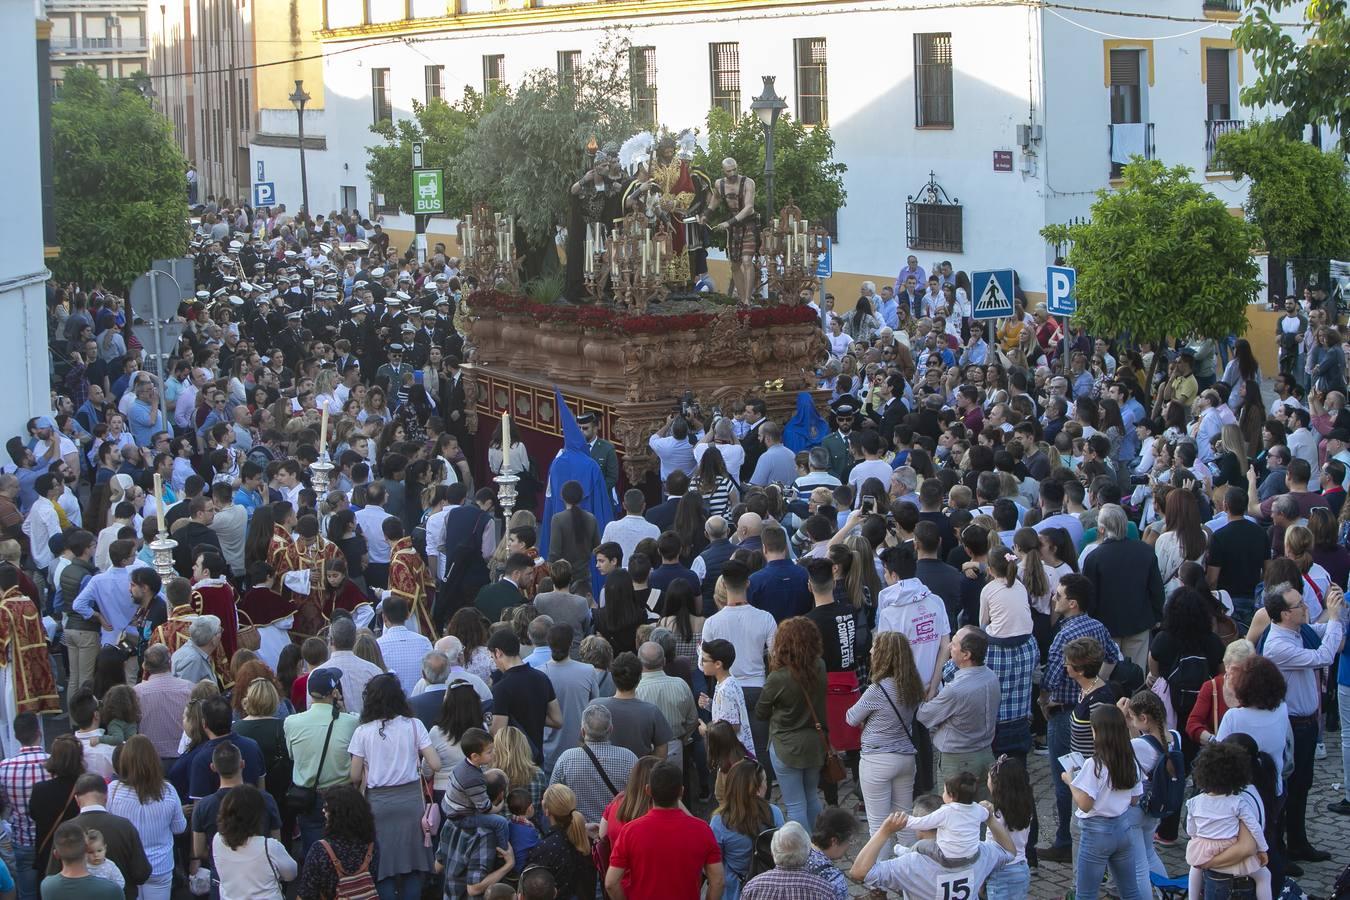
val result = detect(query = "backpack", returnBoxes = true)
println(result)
[749,827,778,880]
[319,840,378,900]
[1108,656,1145,699]
[1166,655,1210,733]
[1139,731,1186,820]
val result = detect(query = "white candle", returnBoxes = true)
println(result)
[802,218,809,234]
[612,257,618,279]
[655,241,661,273]
[501,412,512,470]
[153,473,166,536]
[585,235,593,273]
[319,407,329,452]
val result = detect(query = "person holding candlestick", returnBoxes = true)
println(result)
[488,416,536,512]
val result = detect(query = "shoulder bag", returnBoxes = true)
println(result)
[800,682,846,785]
[585,744,621,900]
[877,680,933,794]
[285,704,338,815]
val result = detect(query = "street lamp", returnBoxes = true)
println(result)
[750,75,787,223]
[289,79,311,215]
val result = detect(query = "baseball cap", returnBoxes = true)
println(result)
[307,667,344,696]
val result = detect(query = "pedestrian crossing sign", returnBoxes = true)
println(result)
[972,269,1015,320]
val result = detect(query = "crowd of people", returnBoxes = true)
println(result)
[0,207,1347,900]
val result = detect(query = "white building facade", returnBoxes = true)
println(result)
[256,0,1316,295]
[6,2,55,440]
[46,0,149,87]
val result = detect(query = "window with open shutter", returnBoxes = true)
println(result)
[914,33,953,127]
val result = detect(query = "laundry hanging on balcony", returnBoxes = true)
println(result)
[1110,123,1148,165]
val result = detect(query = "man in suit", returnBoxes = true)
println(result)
[410,649,451,729]
[47,775,151,899]
[440,355,472,453]
[1080,504,1165,668]
[739,398,768,483]
[868,375,909,452]
[475,553,530,622]
[577,413,619,500]
[645,472,690,532]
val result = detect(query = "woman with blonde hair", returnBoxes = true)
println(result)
[493,725,547,812]
[1283,524,1333,620]
[528,784,595,899]
[846,631,925,859]
[362,386,389,425]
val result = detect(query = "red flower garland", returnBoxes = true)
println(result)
[468,289,819,336]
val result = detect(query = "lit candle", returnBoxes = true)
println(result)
[501,412,512,471]
[319,406,329,452]
[153,473,166,536]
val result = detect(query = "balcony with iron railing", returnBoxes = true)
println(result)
[1108,122,1154,178]
[1206,119,1246,170]
[52,36,148,54]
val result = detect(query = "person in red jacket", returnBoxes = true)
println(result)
[1185,639,1254,747]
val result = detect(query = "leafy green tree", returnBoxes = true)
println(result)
[1040,159,1261,376]
[455,37,641,279]
[694,108,847,247]
[1235,0,1350,150]
[51,66,188,291]
[366,89,488,216]
[1214,121,1350,284]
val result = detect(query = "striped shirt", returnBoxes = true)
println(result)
[134,673,195,758]
[0,746,48,845]
[845,678,918,756]
[635,670,698,743]
[106,780,187,875]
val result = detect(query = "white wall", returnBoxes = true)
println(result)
[3,3,54,438]
[311,0,1298,291]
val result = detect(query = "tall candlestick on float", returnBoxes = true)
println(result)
[149,473,177,579]
[496,411,519,520]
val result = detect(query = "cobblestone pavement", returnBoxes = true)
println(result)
[790,732,1348,898]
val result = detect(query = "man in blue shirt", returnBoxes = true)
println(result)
[647,532,700,597]
[72,539,143,650]
[5,438,58,515]
[232,462,265,518]
[184,696,266,801]
[746,525,811,622]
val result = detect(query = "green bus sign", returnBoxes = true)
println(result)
[412,168,444,215]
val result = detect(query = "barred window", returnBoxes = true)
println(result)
[914,33,953,127]
[709,42,740,115]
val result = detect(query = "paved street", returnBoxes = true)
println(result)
[804,732,1348,898]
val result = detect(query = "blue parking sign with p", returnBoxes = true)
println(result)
[253,182,276,207]
[1046,265,1076,317]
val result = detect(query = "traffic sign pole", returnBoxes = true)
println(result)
[1046,265,1077,375]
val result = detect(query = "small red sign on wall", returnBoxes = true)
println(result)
[993,151,1014,172]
